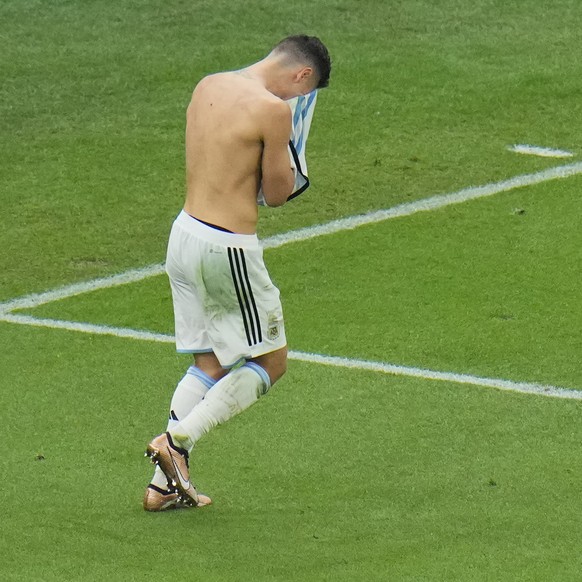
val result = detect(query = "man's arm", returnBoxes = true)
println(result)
[260,101,295,207]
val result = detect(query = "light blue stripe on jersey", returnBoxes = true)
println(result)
[302,91,317,119]
[187,365,217,389]
[292,95,305,132]
[294,91,317,156]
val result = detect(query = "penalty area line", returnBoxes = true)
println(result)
[2,313,581,400]
[0,313,174,344]
[290,351,582,401]
[2,160,582,314]
[0,264,166,315]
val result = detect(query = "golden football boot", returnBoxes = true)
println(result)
[145,432,205,507]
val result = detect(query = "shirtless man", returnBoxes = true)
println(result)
[144,36,331,511]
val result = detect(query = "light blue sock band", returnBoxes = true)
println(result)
[243,362,272,394]
[187,366,217,390]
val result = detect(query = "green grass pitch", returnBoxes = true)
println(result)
[2,0,582,580]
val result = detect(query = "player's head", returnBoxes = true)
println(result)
[270,35,331,94]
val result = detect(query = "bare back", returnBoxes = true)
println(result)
[184,72,292,234]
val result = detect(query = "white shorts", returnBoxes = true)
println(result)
[165,211,286,367]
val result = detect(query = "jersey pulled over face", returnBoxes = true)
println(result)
[184,72,295,235]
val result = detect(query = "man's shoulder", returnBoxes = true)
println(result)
[198,72,284,104]
[260,97,291,124]
[192,72,289,131]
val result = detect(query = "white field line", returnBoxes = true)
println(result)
[2,313,581,400]
[0,313,174,343]
[508,144,575,158]
[2,161,582,315]
[0,264,165,314]
[290,351,582,400]
[262,161,582,248]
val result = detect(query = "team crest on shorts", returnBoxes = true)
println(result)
[268,323,280,340]
[267,313,280,340]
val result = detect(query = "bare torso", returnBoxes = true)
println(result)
[184,72,288,234]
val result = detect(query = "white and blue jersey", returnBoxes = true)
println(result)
[257,89,318,205]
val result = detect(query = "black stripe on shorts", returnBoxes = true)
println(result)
[227,247,262,347]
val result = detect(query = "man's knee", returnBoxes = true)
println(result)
[274,351,288,381]
[194,352,228,382]
[251,346,288,385]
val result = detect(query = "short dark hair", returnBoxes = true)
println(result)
[272,35,331,89]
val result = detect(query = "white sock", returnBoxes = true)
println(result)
[151,366,216,489]
[169,362,271,451]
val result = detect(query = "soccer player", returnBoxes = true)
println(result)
[143,35,331,511]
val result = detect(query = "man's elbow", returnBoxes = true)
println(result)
[263,191,288,207]
[262,178,294,207]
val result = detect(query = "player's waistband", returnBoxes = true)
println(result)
[174,210,260,250]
